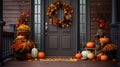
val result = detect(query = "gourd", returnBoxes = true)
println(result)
[75,52,82,59]
[31,47,38,58]
[38,52,45,59]
[86,41,95,48]
[81,50,91,59]
[87,53,95,59]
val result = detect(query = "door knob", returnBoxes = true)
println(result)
[45,22,48,31]
[45,22,48,35]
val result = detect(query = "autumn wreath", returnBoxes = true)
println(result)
[46,1,73,28]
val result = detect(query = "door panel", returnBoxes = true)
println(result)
[45,0,77,56]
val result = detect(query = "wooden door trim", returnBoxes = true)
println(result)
[42,0,79,52]
[31,0,79,52]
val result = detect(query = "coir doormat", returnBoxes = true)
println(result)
[39,57,78,61]
[27,57,78,62]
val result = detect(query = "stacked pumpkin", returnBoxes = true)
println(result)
[75,52,82,60]
[86,41,95,48]
[74,41,110,61]
[11,34,36,60]
[11,24,35,60]
[26,50,46,60]
[85,41,95,60]
[96,36,117,61]
[96,52,108,61]
[75,50,95,60]
[99,36,117,60]
[99,36,109,44]
[11,34,46,60]
[74,41,96,60]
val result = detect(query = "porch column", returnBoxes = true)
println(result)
[0,0,5,66]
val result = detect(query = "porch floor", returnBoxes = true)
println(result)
[1,59,120,67]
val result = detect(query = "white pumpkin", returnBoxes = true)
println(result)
[31,47,38,58]
[81,50,91,59]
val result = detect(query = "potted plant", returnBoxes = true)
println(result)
[11,24,36,60]
[11,37,36,60]
[11,11,36,60]
[102,43,117,60]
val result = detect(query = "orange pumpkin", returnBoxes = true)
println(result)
[86,41,95,48]
[26,53,32,59]
[38,52,45,59]
[75,52,82,59]
[87,53,95,59]
[97,52,104,58]
[99,36,109,44]
[17,35,25,39]
[100,55,108,61]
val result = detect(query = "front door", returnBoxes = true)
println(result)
[44,0,78,56]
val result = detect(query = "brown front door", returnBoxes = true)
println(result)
[44,0,78,56]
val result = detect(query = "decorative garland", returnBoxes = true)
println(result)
[46,1,73,28]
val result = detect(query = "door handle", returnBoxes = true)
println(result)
[45,22,48,31]
[45,22,48,35]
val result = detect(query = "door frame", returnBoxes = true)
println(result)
[43,0,79,53]
[31,0,80,52]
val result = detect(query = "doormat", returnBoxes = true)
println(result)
[39,57,78,62]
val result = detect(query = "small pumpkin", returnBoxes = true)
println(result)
[81,50,91,59]
[31,47,38,58]
[75,52,82,59]
[97,52,104,58]
[87,53,95,60]
[16,35,25,39]
[38,52,45,59]
[86,41,95,48]
[99,36,109,44]
[100,55,108,61]
[96,52,104,61]
[26,53,32,59]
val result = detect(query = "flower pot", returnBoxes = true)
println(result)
[14,52,26,60]
[104,50,117,60]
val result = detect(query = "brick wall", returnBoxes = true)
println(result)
[89,0,112,41]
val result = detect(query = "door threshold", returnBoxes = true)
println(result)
[46,56,74,58]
